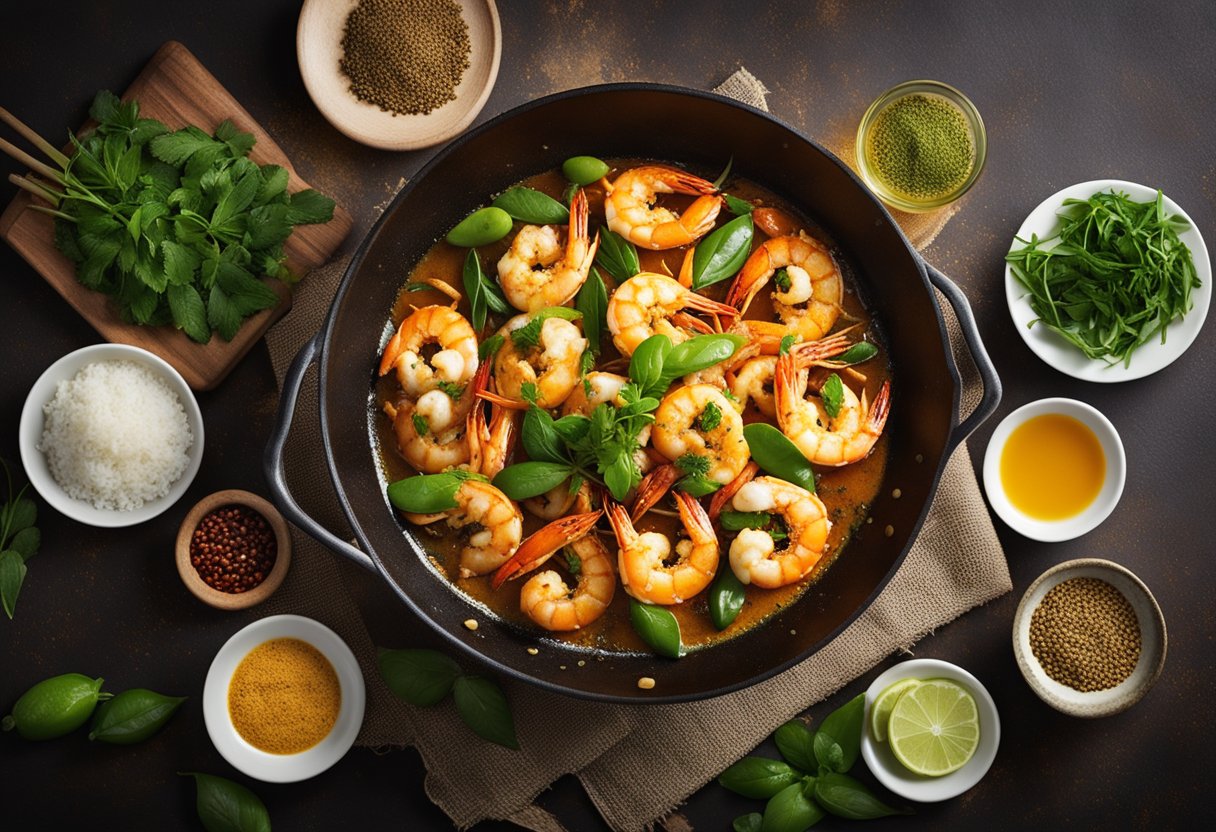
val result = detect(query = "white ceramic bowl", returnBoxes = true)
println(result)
[18,343,205,528]
[860,658,1000,803]
[203,615,366,783]
[1012,559,1166,718]
[1006,179,1211,382]
[982,397,1125,542]
[297,0,502,151]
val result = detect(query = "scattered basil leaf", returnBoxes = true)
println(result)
[724,193,755,215]
[815,692,864,772]
[412,413,429,437]
[452,675,519,749]
[837,341,879,365]
[377,648,462,707]
[628,334,673,392]
[814,736,845,774]
[711,156,733,190]
[761,780,824,832]
[88,688,185,744]
[813,771,910,819]
[692,213,754,289]
[718,756,801,799]
[773,721,818,773]
[709,565,746,630]
[182,772,271,832]
[820,374,844,420]
[493,461,575,500]
[629,599,683,658]
[510,306,582,350]
[0,550,28,620]
[436,380,465,399]
[520,382,540,405]
[552,413,592,446]
[575,267,609,351]
[676,475,720,497]
[733,812,763,832]
[9,526,39,559]
[742,424,816,493]
[1,461,39,620]
[387,471,487,514]
[492,186,569,225]
[603,449,637,502]
[595,229,640,283]
[779,334,796,356]
[4,497,36,534]
[462,249,511,331]
[479,333,505,360]
[522,407,571,465]
[562,182,579,207]
[562,547,582,576]
[719,511,773,532]
[660,333,746,388]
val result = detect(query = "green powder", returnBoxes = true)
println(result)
[865,94,974,201]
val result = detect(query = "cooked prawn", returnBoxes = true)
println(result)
[383,400,470,474]
[497,189,599,312]
[728,476,831,588]
[378,305,479,400]
[493,312,587,409]
[728,355,779,417]
[405,479,522,578]
[606,273,738,356]
[652,384,749,485]
[492,511,614,632]
[607,491,718,605]
[726,234,844,342]
[605,165,723,250]
[464,362,518,479]
[774,340,890,467]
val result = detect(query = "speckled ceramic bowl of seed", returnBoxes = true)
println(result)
[1013,558,1166,717]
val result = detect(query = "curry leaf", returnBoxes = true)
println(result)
[742,424,816,493]
[452,676,519,749]
[692,213,754,289]
[377,648,462,707]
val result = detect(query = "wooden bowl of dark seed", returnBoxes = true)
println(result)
[176,490,292,610]
[1012,558,1166,717]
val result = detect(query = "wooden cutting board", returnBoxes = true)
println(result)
[0,41,352,390]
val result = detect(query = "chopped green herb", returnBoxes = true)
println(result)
[436,380,465,399]
[821,374,845,419]
[510,307,582,350]
[774,268,792,292]
[562,548,582,577]
[478,334,504,360]
[675,453,711,478]
[412,413,429,436]
[779,334,796,355]
[520,382,540,405]
[697,401,723,432]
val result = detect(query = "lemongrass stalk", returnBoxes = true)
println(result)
[8,173,61,206]
[0,106,70,168]
[0,136,64,184]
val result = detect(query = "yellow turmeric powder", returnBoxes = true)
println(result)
[228,637,341,755]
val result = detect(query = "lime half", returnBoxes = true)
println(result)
[887,679,980,776]
[868,678,921,743]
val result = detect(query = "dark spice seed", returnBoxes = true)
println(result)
[340,0,472,117]
[190,505,277,594]
[1029,577,1141,692]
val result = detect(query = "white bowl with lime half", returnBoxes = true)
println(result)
[859,658,1000,802]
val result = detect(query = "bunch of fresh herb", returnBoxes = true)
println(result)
[719,694,910,831]
[1006,189,1200,366]
[3,91,335,342]
[0,458,40,619]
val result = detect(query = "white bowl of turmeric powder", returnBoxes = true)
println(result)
[203,615,366,782]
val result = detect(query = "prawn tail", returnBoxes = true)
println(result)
[674,490,716,544]
[708,460,760,522]
[631,463,680,522]
[866,380,892,436]
[491,510,602,589]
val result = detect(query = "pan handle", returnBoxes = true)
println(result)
[263,333,377,573]
[924,263,1002,451]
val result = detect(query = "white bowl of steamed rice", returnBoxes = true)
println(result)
[19,344,204,527]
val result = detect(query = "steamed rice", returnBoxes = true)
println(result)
[38,359,193,511]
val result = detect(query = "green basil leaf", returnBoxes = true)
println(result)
[88,688,186,744]
[813,733,844,773]
[510,306,582,350]
[660,333,746,385]
[692,213,754,290]
[734,813,763,832]
[377,648,462,707]
[182,772,271,832]
[779,334,796,356]
[837,341,879,365]
[478,333,505,360]
[595,229,640,283]
[723,193,755,215]
[820,374,844,420]
[708,565,746,630]
[9,527,39,560]
[813,771,910,819]
[492,186,569,225]
[0,549,27,620]
[718,756,801,799]
[815,693,865,772]
[742,424,817,493]
[676,475,720,497]
[576,267,609,351]
[761,780,824,832]
[462,248,488,331]
[5,497,36,535]
[629,599,683,658]
[719,510,773,532]
[522,407,571,465]
[628,334,673,391]
[602,449,637,502]
[774,721,818,773]
[493,461,575,500]
[452,675,519,749]
[387,471,487,514]
[552,414,591,446]
[711,156,733,189]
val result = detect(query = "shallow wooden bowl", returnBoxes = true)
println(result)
[176,490,292,610]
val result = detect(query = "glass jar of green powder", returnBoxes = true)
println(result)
[856,80,987,212]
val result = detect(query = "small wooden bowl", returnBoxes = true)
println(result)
[176,490,292,610]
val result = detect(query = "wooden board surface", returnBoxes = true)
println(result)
[0,40,352,390]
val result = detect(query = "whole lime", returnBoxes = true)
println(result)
[3,674,107,740]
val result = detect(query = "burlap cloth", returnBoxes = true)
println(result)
[260,69,1010,832]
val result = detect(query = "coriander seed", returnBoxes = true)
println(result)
[1029,577,1141,692]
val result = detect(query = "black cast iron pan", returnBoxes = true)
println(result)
[264,85,1000,704]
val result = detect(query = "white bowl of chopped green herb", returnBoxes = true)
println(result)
[19,344,204,528]
[1005,180,1210,382]
[1013,559,1166,718]
[297,0,502,151]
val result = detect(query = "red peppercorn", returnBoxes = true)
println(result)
[189,504,277,593]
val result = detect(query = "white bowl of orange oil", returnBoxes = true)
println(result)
[982,398,1125,542]
[203,615,366,782]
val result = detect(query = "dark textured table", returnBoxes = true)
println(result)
[2,2,1213,829]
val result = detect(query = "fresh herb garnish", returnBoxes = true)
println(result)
[723,193,755,215]
[691,213,755,290]
[562,548,582,577]
[1006,189,1201,366]
[0,458,40,620]
[675,453,711,477]
[779,334,796,356]
[412,413,429,437]
[386,471,488,514]
[743,423,817,493]
[509,306,582,350]
[594,229,641,283]
[697,400,722,432]
[575,267,608,351]
[629,599,683,658]
[462,248,511,331]
[491,186,569,224]
[774,267,792,292]
[436,380,465,399]
[836,341,879,365]
[478,333,505,360]
[820,374,845,419]
[6,91,334,342]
